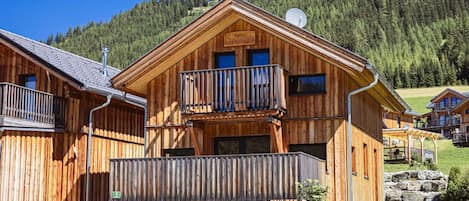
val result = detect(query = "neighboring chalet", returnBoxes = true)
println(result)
[0,29,145,201]
[452,99,469,146]
[416,88,466,137]
[110,0,410,200]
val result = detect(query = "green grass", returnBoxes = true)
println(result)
[402,96,433,114]
[384,140,469,174]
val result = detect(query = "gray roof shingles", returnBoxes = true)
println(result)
[0,29,145,106]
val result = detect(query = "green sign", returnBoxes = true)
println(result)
[111,191,122,199]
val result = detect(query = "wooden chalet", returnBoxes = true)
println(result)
[451,99,469,146]
[0,29,145,201]
[111,0,410,200]
[416,88,466,136]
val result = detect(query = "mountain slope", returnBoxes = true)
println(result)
[50,0,469,89]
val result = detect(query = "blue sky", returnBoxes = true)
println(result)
[0,0,144,41]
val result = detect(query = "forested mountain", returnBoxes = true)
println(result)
[48,0,469,89]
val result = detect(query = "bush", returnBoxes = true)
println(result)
[423,158,438,171]
[442,167,469,201]
[297,179,328,201]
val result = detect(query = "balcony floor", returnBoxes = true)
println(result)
[0,115,55,129]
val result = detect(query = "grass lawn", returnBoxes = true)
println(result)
[403,96,433,114]
[384,140,469,174]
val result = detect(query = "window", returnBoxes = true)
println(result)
[214,52,235,68]
[465,108,469,114]
[451,97,460,106]
[439,115,445,126]
[352,146,357,175]
[289,144,327,160]
[19,74,36,90]
[247,49,269,66]
[466,126,469,133]
[439,98,448,109]
[214,136,270,155]
[289,74,326,95]
[162,148,195,157]
[363,144,369,178]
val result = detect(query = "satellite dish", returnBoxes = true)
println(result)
[285,8,307,28]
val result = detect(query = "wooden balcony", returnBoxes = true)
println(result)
[0,82,65,129]
[179,65,286,120]
[110,152,325,201]
[453,132,469,146]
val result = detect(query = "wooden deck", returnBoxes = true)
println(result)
[0,82,65,128]
[179,65,286,116]
[109,152,325,201]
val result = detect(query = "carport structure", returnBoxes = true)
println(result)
[383,128,439,164]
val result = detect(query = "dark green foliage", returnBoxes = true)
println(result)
[442,167,469,201]
[297,179,328,201]
[49,0,469,89]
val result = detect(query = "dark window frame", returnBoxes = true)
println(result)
[247,49,270,66]
[214,135,270,155]
[288,143,327,160]
[214,52,236,68]
[465,108,469,114]
[352,146,357,175]
[162,148,195,157]
[288,74,326,96]
[19,74,37,89]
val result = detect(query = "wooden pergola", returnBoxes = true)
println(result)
[383,128,439,164]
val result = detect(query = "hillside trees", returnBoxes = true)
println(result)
[50,0,469,88]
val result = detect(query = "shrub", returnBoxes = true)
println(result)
[297,179,328,201]
[423,158,438,171]
[442,167,469,201]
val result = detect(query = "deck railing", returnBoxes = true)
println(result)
[110,152,325,201]
[179,64,287,115]
[453,132,469,145]
[0,82,65,127]
[417,117,460,129]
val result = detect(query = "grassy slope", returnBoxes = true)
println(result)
[384,140,469,174]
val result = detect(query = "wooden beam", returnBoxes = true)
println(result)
[270,123,285,153]
[188,125,201,155]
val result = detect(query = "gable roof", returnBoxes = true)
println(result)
[0,29,145,106]
[430,88,467,103]
[111,0,410,112]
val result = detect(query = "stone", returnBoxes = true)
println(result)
[418,170,444,180]
[407,181,422,191]
[397,181,409,190]
[385,173,392,182]
[409,171,419,179]
[386,189,402,201]
[385,182,398,190]
[421,181,446,192]
[423,192,442,201]
[393,171,410,182]
[402,191,425,201]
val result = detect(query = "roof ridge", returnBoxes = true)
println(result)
[0,28,121,73]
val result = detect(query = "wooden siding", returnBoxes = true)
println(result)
[109,152,325,201]
[0,39,145,201]
[383,111,414,129]
[142,19,385,201]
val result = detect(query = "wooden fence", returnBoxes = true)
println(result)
[109,152,325,201]
[179,65,287,114]
[0,82,65,127]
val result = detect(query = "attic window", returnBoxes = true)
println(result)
[465,108,469,114]
[289,74,326,95]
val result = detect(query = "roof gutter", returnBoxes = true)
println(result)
[85,95,112,201]
[346,65,379,201]
[82,84,146,108]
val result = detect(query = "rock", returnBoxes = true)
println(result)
[409,171,419,179]
[421,181,446,192]
[386,189,402,201]
[397,181,409,190]
[393,172,410,182]
[407,181,422,191]
[418,170,444,180]
[423,192,442,201]
[385,173,392,182]
[402,191,425,201]
[385,182,398,190]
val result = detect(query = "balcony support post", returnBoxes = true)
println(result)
[187,121,201,155]
[419,136,425,161]
[269,117,285,153]
[407,134,413,164]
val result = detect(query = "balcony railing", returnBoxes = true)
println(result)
[416,117,460,129]
[110,152,325,201]
[453,132,469,145]
[179,65,286,115]
[0,82,65,128]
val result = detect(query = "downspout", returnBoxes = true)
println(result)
[85,95,112,201]
[346,67,379,201]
